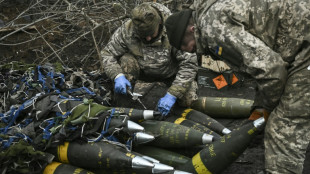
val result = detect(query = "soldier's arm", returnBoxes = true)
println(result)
[202,22,288,111]
[168,51,198,99]
[101,23,129,80]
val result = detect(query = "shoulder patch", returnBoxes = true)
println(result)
[215,46,222,56]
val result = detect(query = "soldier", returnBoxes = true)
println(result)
[101,2,198,116]
[164,0,310,173]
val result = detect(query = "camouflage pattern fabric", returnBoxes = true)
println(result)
[265,65,310,174]
[101,2,198,101]
[190,0,310,173]
[119,53,198,107]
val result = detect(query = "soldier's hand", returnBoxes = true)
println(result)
[114,74,131,95]
[248,108,270,121]
[157,93,177,116]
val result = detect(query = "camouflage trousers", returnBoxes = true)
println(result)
[119,53,198,107]
[264,63,310,173]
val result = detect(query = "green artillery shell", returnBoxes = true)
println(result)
[140,120,212,148]
[191,97,254,118]
[94,163,187,174]
[93,158,174,174]
[114,107,160,122]
[165,116,221,139]
[133,145,190,168]
[43,161,94,174]
[50,141,153,169]
[177,117,265,174]
[93,169,191,174]
[173,108,231,135]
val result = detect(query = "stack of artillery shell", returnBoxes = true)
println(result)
[48,141,154,170]
[177,117,265,174]
[172,108,231,135]
[140,120,214,148]
[43,162,94,174]
[191,97,254,118]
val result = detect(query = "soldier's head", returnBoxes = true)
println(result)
[165,9,196,53]
[131,3,162,43]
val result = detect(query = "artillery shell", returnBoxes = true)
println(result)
[165,116,221,139]
[114,107,161,122]
[173,108,231,135]
[191,97,253,118]
[140,120,213,148]
[133,145,190,168]
[49,141,153,169]
[177,117,265,174]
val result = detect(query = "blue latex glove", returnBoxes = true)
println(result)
[114,74,131,94]
[157,93,177,116]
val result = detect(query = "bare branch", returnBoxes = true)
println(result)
[39,15,127,64]
[34,27,65,65]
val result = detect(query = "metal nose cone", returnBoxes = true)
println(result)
[134,132,155,144]
[202,134,214,144]
[152,163,174,173]
[222,128,232,135]
[143,110,155,120]
[127,120,145,132]
[173,170,193,174]
[132,156,155,169]
[253,117,265,128]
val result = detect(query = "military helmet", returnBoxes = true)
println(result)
[131,3,161,38]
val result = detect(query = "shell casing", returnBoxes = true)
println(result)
[93,163,175,174]
[177,119,265,174]
[43,161,94,174]
[51,141,136,169]
[165,116,222,139]
[191,97,254,118]
[173,108,230,136]
[133,145,190,168]
[114,108,160,122]
[140,120,208,148]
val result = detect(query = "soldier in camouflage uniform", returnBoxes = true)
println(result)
[101,2,198,116]
[164,0,310,173]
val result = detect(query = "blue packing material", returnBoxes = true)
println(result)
[2,104,24,134]
[16,133,32,143]
[66,87,96,96]
[18,118,33,129]
[126,137,133,150]
[89,108,117,143]
[43,119,55,140]
[2,136,16,149]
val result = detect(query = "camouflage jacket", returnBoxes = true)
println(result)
[101,2,198,99]
[190,0,310,111]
